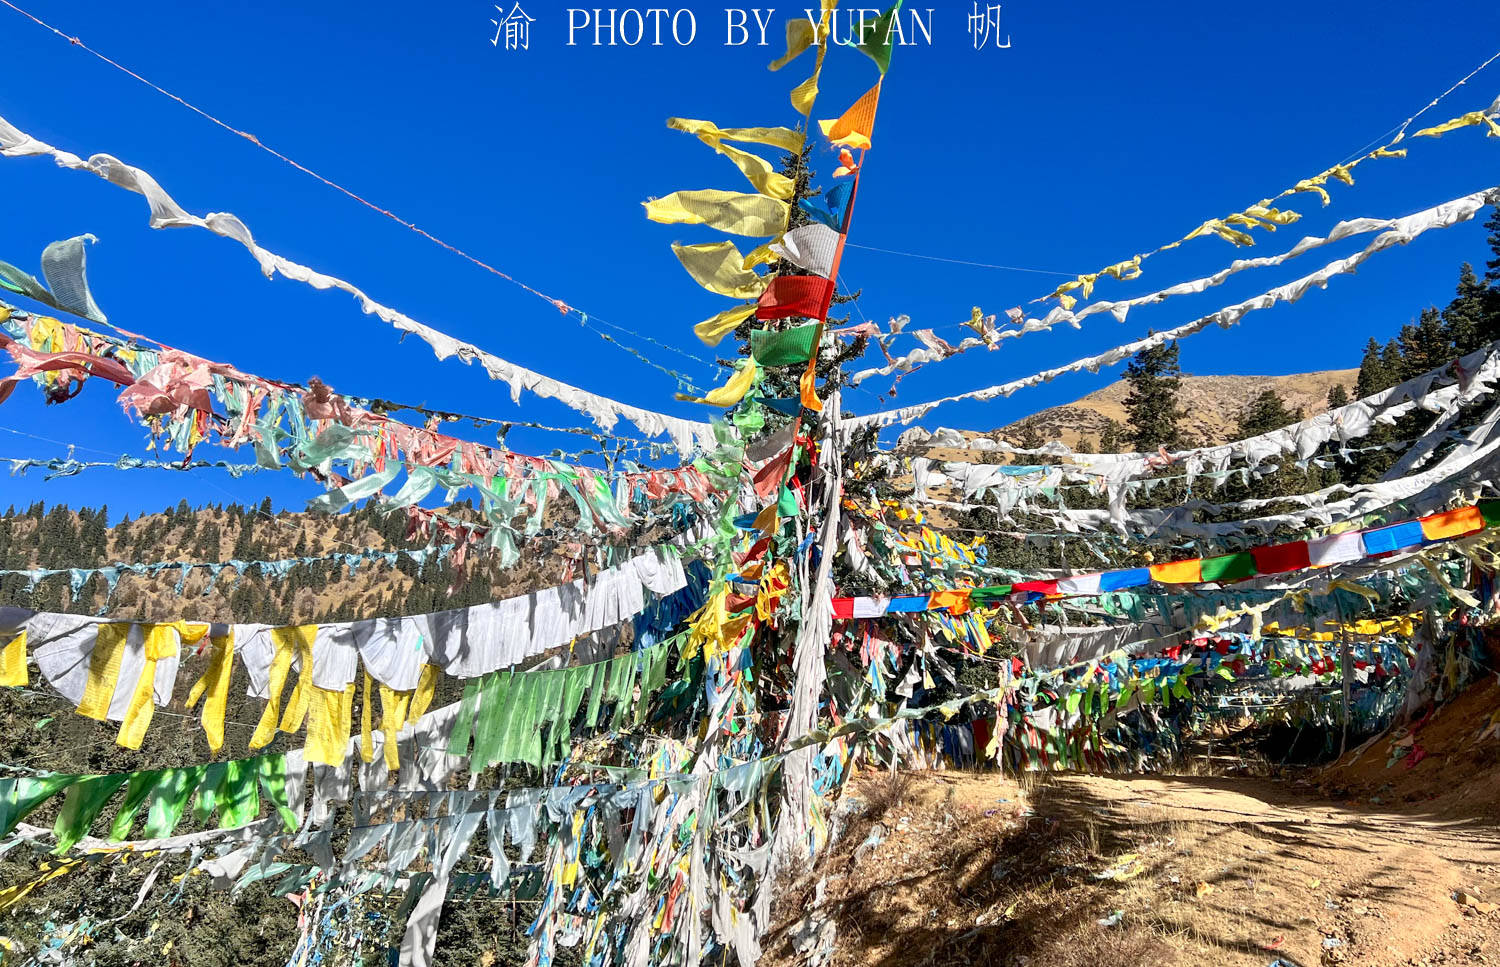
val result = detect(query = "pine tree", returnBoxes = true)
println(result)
[1237,389,1301,437]
[1443,263,1489,353]
[1484,207,1500,286]
[1380,339,1404,385]
[1098,419,1123,453]
[1122,337,1185,451]
[1327,383,1349,409]
[1016,422,1045,450]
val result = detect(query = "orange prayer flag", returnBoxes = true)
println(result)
[1420,505,1484,541]
[818,80,881,150]
[1150,558,1202,585]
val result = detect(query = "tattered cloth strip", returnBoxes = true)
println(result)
[7,454,269,479]
[846,186,1500,428]
[0,303,716,536]
[858,190,1500,384]
[448,636,679,772]
[1033,96,1500,309]
[0,114,712,454]
[0,751,301,853]
[901,337,1500,515]
[831,500,1497,616]
[0,545,441,605]
[2,546,696,759]
[0,234,106,323]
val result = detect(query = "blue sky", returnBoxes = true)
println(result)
[1,0,1498,518]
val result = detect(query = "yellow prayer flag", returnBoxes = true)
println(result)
[644,190,788,237]
[1414,110,1500,140]
[666,118,805,152]
[672,241,768,299]
[694,304,756,346]
[0,631,26,687]
[677,358,759,406]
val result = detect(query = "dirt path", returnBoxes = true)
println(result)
[765,770,1500,967]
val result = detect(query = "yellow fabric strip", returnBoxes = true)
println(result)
[0,631,27,687]
[377,684,413,772]
[305,683,356,766]
[275,625,318,735]
[693,304,756,346]
[184,630,235,755]
[249,625,316,749]
[789,0,837,116]
[117,622,209,750]
[1414,110,1500,140]
[360,672,375,764]
[768,17,816,70]
[410,664,439,721]
[643,190,788,237]
[77,624,132,722]
[671,241,768,299]
[665,118,805,153]
[676,358,758,406]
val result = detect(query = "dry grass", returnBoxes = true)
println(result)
[860,768,917,821]
[1030,922,1182,967]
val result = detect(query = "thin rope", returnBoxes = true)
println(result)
[843,242,1084,277]
[0,0,714,386]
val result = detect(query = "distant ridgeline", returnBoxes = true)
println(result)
[0,498,539,624]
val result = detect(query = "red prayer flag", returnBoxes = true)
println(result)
[832,598,855,620]
[757,276,835,321]
[1250,541,1311,574]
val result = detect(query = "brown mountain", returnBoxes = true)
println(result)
[992,369,1358,451]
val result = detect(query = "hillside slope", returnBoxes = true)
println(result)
[997,369,1357,450]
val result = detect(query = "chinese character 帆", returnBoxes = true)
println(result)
[967,3,1011,50]
[491,3,536,50]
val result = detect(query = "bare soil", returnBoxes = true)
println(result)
[765,692,1500,967]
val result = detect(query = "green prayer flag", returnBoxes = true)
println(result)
[750,323,819,366]
[192,761,228,824]
[1480,499,1500,529]
[109,770,162,842]
[850,1,902,73]
[52,775,129,854]
[144,765,204,839]
[0,774,74,838]
[257,755,299,832]
[1199,551,1255,583]
[218,758,260,829]
[776,485,799,518]
[969,586,1013,605]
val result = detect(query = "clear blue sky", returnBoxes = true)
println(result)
[1,0,1498,519]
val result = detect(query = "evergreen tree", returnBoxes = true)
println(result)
[1484,207,1500,286]
[1327,383,1349,409]
[1237,389,1301,437]
[1379,339,1404,386]
[1016,422,1045,450]
[1122,337,1185,451]
[1442,263,1489,353]
[1098,419,1124,453]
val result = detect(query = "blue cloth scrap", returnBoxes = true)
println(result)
[1100,568,1150,591]
[798,182,852,231]
[1361,520,1425,555]
[885,596,929,612]
[754,396,802,416]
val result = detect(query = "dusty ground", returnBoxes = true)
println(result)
[765,695,1500,967]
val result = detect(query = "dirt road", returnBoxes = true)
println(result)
[765,769,1500,967]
